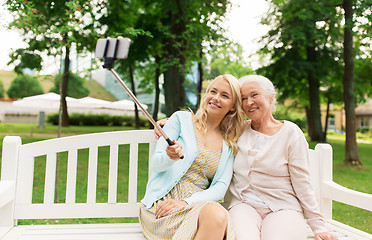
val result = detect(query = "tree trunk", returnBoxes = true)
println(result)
[197,48,203,108]
[163,67,186,116]
[129,65,140,129]
[162,0,187,116]
[343,0,361,165]
[306,45,325,142]
[56,39,71,203]
[61,43,70,127]
[152,55,161,124]
[305,106,313,139]
[324,97,331,140]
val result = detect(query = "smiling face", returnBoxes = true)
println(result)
[204,77,236,117]
[240,81,273,121]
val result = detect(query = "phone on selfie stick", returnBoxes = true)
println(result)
[95,37,183,159]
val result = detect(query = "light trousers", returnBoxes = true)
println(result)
[229,202,307,240]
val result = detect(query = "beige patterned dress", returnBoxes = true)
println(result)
[139,137,235,240]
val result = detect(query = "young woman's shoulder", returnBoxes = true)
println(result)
[168,110,192,122]
[167,110,193,127]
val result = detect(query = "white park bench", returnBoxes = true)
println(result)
[0,130,371,240]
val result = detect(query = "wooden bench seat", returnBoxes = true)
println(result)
[1,130,371,239]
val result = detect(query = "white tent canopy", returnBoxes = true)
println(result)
[12,93,147,114]
[13,93,78,109]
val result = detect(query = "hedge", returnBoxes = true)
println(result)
[47,112,150,127]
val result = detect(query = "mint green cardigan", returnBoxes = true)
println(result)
[141,111,234,208]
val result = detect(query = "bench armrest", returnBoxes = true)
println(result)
[322,180,372,212]
[0,181,16,209]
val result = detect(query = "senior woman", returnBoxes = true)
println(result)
[228,75,337,240]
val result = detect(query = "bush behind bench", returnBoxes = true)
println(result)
[47,113,150,127]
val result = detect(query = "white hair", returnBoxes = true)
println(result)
[239,75,278,112]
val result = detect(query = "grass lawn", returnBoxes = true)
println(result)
[0,122,137,136]
[0,124,371,233]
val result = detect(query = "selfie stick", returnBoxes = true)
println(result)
[98,38,183,158]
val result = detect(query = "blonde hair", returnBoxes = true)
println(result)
[239,75,278,112]
[193,74,245,155]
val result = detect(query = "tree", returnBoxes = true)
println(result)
[5,0,103,126]
[5,0,105,203]
[100,0,232,118]
[342,0,360,165]
[99,0,158,127]
[7,74,44,99]
[159,0,232,116]
[205,43,254,80]
[50,72,89,99]
[258,0,342,142]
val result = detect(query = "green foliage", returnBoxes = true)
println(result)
[47,112,149,128]
[101,0,233,116]
[0,79,4,98]
[259,0,371,106]
[7,74,44,99]
[4,0,107,125]
[49,72,89,98]
[205,42,254,79]
[5,0,103,68]
[258,0,343,103]
[354,58,372,103]
[273,104,307,130]
[357,127,371,135]
[13,52,43,75]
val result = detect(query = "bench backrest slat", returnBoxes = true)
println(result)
[87,146,99,204]
[16,154,34,205]
[44,153,57,204]
[108,144,119,204]
[129,143,139,204]
[66,149,78,204]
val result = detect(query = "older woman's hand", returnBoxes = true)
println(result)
[154,118,169,139]
[315,232,338,240]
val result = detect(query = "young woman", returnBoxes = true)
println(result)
[139,74,245,240]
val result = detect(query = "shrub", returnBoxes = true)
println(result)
[46,113,149,127]
[50,72,89,98]
[47,113,59,125]
[0,79,4,98]
[7,74,44,99]
[357,127,371,134]
[273,105,307,130]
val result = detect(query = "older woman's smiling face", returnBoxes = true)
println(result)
[240,81,273,121]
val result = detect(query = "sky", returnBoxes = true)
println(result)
[0,0,269,73]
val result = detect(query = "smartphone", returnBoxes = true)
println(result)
[95,38,131,59]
